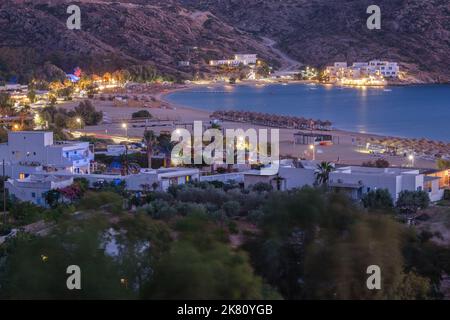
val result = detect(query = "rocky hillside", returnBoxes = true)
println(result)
[182,0,450,83]
[1,0,450,83]
[0,0,281,82]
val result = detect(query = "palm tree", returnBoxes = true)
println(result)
[315,161,334,186]
[143,129,157,169]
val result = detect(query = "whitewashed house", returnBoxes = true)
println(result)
[368,60,399,77]
[329,166,443,202]
[234,54,257,65]
[0,131,94,179]
[5,175,74,207]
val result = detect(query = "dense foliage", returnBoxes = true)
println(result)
[1,182,449,300]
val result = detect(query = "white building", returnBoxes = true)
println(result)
[242,160,444,202]
[0,131,94,179]
[5,175,74,207]
[234,54,257,65]
[31,167,200,193]
[243,160,317,191]
[326,60,399,82]
[329,166,443,202]
[209,54,257,67]
[369,60,399,78]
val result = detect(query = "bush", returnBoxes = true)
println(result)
[362,189,394,211]
[222,200,241,218]
[73,100,103,125]
[0,223,12,236]
[252,182,273,193]
[79,191,123,213]
[396,190,430,213]
[444,189,450,200]
[132,110,152,119]
[140,199,177,220]
[9,201,45,225]
[362,158,390,168]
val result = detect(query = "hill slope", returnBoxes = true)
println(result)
[1,0,449,83]
[0,0,281,82]
[182,0,450,83]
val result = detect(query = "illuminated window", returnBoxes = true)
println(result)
[19,173,25,180]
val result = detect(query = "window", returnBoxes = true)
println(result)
[19,173,25,180]
[31,192,36,198]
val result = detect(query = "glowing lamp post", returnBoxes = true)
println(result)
[309,144,316,161]
[122,123,129,175]
[408,154,415,167]
[76,117,82,130]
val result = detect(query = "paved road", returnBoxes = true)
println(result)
[261,37,302,76]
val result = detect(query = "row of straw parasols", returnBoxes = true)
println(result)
[210,110,332,130]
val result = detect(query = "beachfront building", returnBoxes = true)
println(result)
[325,60,399,84]
[209,54,257,67]
[369,60,400,78]
[234,54,257,65]
[0,131,94,179]
[329,166,444,202]
[243,160,318,191]
[5,175,74,207]
[241,160,444,202]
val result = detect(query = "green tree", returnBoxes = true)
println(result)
[73,100,103,125]
[0,218,133,299]
[436,158,450,170]
[132,110,152,119]
[315,161,334,185]
[362,189,394,211]
[141,214,276,299]
[27,88,36,103]
[396,190,430,213]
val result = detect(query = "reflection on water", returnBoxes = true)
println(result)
[167,84,450,141]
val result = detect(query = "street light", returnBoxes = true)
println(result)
[122,123,129,175]
[76,117,81,130]
[121,123,128,141]
[309,144,316,161]
[408,154,415,167]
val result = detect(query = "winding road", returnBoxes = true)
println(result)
[261,37,302,76]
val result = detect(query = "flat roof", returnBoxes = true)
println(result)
[334,166,419,175]
[424,176,441,182]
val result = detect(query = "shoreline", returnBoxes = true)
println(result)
[159,82,448,144]
[71,82,447,169]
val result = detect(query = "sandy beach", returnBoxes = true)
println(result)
[63,82,439,169]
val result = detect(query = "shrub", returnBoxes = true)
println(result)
[362,189,394,211]
[79,191,123,213]
[222,200,241,218]
[252,182,273,193]
[131,110,152,119]
[396,190,430,213]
